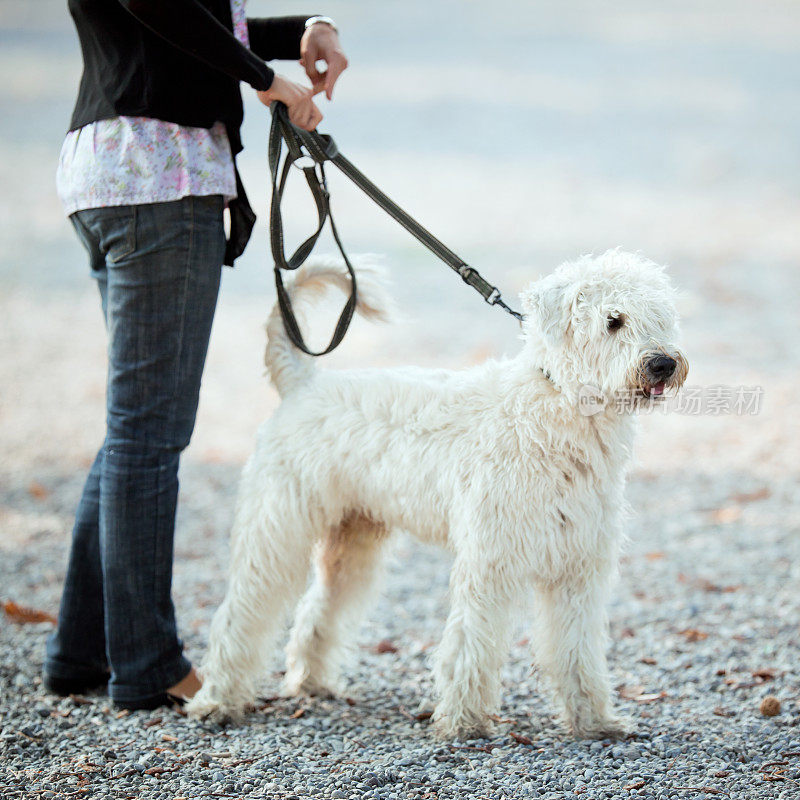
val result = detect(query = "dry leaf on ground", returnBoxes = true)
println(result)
[696,578,740,593]
[753,668,777,681]
[27,481,49,500]
[619,685,667,703]
[679,628,709,642]
[2,600,56,625]
[637,692,667,703]
[730,487,769,504]
[619,685,646,700]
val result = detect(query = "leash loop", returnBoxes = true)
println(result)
[269,102,522,356]
[269,104,357,356]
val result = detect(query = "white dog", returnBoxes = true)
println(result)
[187,250,688,740]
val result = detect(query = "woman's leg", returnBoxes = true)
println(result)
[44,221,110,690]
[48,196,225,706]
[44,450,110,688]
[100,196,225,706]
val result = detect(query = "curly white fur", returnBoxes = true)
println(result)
[187,250,688,740]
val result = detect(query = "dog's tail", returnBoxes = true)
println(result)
[265,256,393,397]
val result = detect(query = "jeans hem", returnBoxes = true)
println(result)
[43,656,109,682]
[108,657,192,704]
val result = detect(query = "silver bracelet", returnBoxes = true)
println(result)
[305,15,338,33]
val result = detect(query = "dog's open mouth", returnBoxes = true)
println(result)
[641,381,666,398]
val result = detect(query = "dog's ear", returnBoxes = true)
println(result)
[520,274,575,345]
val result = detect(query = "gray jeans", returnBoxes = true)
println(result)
[45,195,225,705]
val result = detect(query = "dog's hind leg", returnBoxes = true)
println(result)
[186,472,320,723]
[282,512,388,698]
[432,554,518,740]
[533,570,632,739]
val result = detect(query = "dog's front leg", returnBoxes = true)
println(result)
[432,556,517,740]
[534,572,632,739]
[187,480,317,723]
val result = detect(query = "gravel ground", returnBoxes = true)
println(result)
[2,469,800,799]
[2,1,800,798]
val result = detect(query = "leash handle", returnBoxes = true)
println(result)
[269,103,357,356]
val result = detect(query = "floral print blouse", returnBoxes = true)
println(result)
[57,0,249,216]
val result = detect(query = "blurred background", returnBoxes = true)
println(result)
[1,7,799,796]
[1,0,798,611]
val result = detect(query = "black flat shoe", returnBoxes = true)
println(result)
[113,692,186,711]
[43,670,109,697]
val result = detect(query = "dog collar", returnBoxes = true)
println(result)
[539,367,559,391]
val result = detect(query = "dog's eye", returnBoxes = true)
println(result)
[607,314,625,332]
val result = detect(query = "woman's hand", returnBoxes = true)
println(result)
[257,74,322,131]
[300,22,348,100]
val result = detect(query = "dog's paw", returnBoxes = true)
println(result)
[185,689,247,725]
[569,714,636,740]
[432,707,495,741]
[280,673,338,700]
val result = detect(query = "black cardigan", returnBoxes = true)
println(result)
[66,0,311,264]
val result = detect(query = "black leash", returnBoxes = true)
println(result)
[269,102,523,356]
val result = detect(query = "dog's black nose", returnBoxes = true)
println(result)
[648,355,677,380]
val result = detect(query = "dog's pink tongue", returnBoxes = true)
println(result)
[650,382,665,396]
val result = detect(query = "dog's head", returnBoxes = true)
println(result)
[520,250,688,405]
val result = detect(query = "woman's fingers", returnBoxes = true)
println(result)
[291,107,310,129]
[288,97,322,131]
[323,51,348,100]
[300,42,322,86]
[256,74,323,130]
[300,24,349,100]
